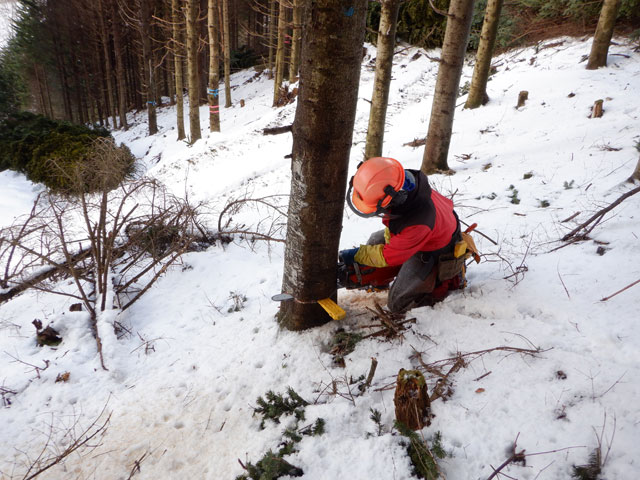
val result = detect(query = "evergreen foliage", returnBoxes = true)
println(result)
[0,46,27,119]
[238,390,324,480]
[253,387,309,429]
[395,422,446,480]
[0,112,133,193]
[571,449,602,480]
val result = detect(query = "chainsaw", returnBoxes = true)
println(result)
[336,261,401,291]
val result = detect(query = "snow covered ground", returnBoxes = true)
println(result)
[1,37,639,479]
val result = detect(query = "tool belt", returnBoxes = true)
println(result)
[437,231,481,282]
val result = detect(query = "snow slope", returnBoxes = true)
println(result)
[1,37,639,479]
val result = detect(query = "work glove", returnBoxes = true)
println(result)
[339,248,359,266]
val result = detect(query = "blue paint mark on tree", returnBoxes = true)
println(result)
[343,6,354,17]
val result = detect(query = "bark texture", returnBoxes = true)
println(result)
[288,0,303,81]
[279,0,367,331]
[222,0,232,107]
[586,0,621,70]
[421,0,475,174]
[273,0,287,106]
[394,369,431,430]
[364,0,401,160]
[172,0,186,140]
[465,0,503,109]
[140,0,158,135]
[186,0,202,143]
[208,0,221,132]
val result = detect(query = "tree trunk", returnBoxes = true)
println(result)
[140,0,158,135]
[364,0,401,160]
[208,0,221,132]
[465,0,503,109]
[586,0,621,70]
[98,0,117,128]
[268,0,276,75]
[278,0,367,331]
[186,0,202,143]
[172,0,186,140]
[421,0,475,174]
[222,0,232,108]
[631,156,640,182]
[272,0,287,106]
[110,0,128,130]
[288,0,303,81]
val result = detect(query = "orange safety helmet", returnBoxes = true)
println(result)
[346,157,406,217]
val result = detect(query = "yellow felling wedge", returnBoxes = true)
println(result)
[317,298,346,321]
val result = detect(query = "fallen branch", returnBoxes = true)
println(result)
[600,278,640,302]
[0,247,92,304]
[562,186,640,242]
[262,125,292,135]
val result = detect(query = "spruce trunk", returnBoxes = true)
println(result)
[364,0,401,160]
[110,0,128,130]
[98,0,117,128]
[208,0,221,132]
[586,0,621,70]
[278,0,367,331]
[172,0,186,140]
[222,0,232,107]
[465,0,503,109]
[288,0,303,81]
[421,0,475,174]
[140,0,158,135]
[186,0,202,143]
[272,0,287,106]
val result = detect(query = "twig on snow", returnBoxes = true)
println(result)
[600,278,640,302]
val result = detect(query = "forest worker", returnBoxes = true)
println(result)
[340,156,468,312]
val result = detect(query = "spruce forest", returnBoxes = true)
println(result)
[1,0,640,479]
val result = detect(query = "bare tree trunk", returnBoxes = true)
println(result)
[222,0,232,107]
[186,0,202,143]
[171,0,186,140]
[272,0,287,106]
[631,158,640,182]
[110,0,128,130]
[288,0,303,81]
[586,0,621,70]
[140,0,158,135]
[98,0,117,128]
[364,0,401,160]
[421,0,475,174]
[268,0,276,75]
[208,0,221,132]
[278,0,367,331]
[465,0,503,109]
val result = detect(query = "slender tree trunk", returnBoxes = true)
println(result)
[631,157,640,182]
[288,0,303,81]
[34,63,47,116]
[186,0,202,142]
[586,0,621,70]
[272,0,287,106]
[465,0,503,109]
[268,0,276,75]
[110,0,128,129]
[421,0,475,174]
[172,0,186,140]
[98,0,117,128]
[222,0,232,107]
[208,0,222,131]
[278,0,367,331]
[364,0,401,159]
[140,0,158,135]
[43,66,54,118]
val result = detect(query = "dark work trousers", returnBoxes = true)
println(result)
[367,224,461,313]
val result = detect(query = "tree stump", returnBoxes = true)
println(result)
[394,369,431,430]
[516,90,528,108]
[240,99,245,107]
[591,99,604,118]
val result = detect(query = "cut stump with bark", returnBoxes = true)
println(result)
[591,99,604,118]
[516,90,528,108]
[394,369,431,430]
